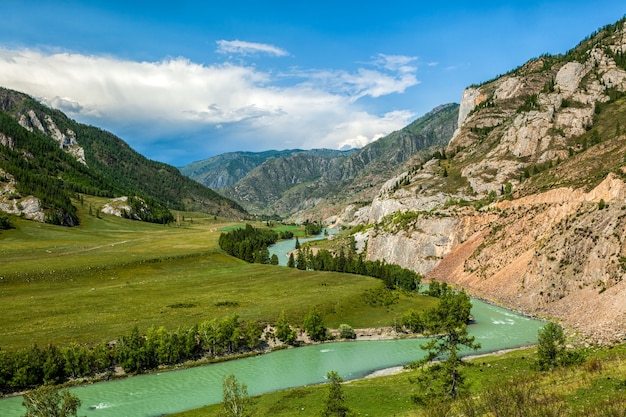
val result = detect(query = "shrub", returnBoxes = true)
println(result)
[338,324,355,340]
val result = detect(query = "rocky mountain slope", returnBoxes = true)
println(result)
[180,149,354,190]
[182,103,459,219]
[0,88,248,224]
[344,18,626,343]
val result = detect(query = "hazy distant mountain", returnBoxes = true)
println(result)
[181,103,459,218]
[180,149,355,190]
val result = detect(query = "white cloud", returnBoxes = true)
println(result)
[372,53,418,74]
[216,40,288,57]
[0,47,419,163]
[290,55,419,101]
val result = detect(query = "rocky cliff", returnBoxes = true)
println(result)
[345,18,626,343]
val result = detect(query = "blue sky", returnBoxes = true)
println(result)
[1,1,625,166]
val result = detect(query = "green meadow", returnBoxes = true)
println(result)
[0,200,436,351]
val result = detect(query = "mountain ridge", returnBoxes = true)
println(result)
[346,17,626,343]
[182,103,459,219]
[0,87,248,224]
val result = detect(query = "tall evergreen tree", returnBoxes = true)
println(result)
[411,291,480,404]
[322,371,350,417]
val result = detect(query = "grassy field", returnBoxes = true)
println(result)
[0,203,436,351]
[171,344,626,417]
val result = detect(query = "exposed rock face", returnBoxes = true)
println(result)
[0,132,14,148]
[19,110,87,165]
[446,39,626,195]
[101,196,132,217]
[0,169,45,222]
[352,21,626,343]
[429,174,626,344]
[365,212,491,275]
[363,174,626,343]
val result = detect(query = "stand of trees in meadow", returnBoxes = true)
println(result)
[219,224,422,292]
[218,224,279,264]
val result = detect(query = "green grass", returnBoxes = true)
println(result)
[171,344,626,417]
[0,206,435,351]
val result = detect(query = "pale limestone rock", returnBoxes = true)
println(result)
[0,195,45,222]
[20,110,46,133]
[494,76,524,100]
[555,62,587,96]
[101,196,132,217]
[0,132,14,148]
[461,159,525,194]
[43,115,87,165]
[0,169,46,221]
[602,67,626,90]
[457,87,481,126]
[554,107,594,137]
[17,110,87,165]
[501,110,552,158]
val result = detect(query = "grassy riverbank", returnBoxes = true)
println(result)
[171,344,626,417]
[0,206,436,351]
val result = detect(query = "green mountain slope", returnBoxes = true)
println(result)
[0,88,248,225]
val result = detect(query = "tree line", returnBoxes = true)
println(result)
[218,224,423,292]
[0,314,261,394]
[289,246,422,292]
[0,306,336,395]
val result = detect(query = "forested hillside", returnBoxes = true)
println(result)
[0,87,248,225]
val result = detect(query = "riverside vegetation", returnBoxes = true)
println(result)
[2,206,624,416]
[0,203,439,397]
[173,344,626,417]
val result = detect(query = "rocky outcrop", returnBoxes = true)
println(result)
[0,169,45,222]
[0,132,14,148]
[101,196,132,217]
[19,110,87,165]
[354,21,626,343]
[446,37,626,195]
[360,173,626,343]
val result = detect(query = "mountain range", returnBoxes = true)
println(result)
[2,17,626,342]
[181,103,459,219]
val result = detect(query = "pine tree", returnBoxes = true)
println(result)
[322,371,350,417]
[287,253,296,268]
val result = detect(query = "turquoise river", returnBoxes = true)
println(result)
[0,233,546,416]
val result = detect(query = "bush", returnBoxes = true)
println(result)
[536,322,566,370]
[338,324,355,339]
[0,213,11,229]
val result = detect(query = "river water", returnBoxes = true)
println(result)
[0,233,545,416]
